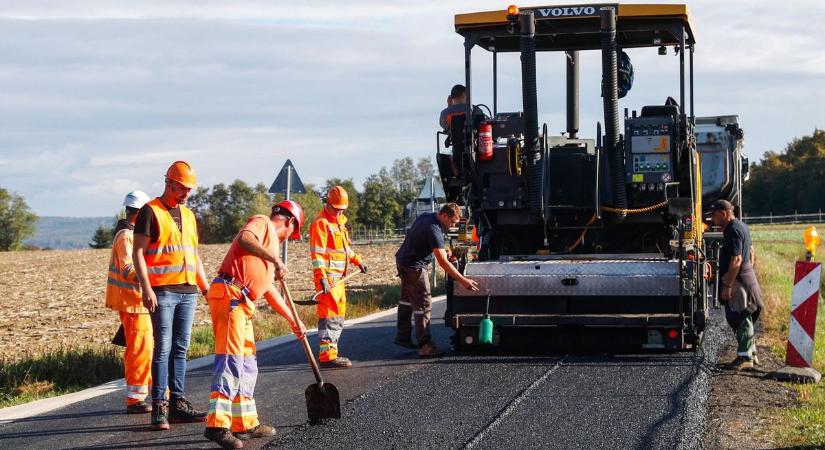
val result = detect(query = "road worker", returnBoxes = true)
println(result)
[438,84,467,133]
[203,200,307,449]
[394,202,479,357]
[309,185,366,369]
[134,161,211,430]
[708,199,763,370]
[105,190,153,414]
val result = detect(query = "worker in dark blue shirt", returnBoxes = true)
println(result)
[394,203,479,357]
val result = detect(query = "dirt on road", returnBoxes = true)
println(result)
[0,242,400,361]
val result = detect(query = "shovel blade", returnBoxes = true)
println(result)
[305,382,341,424]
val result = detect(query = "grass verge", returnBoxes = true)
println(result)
[750,224,825,447]
[1,276,446,408]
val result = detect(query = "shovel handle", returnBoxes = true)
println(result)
[280,280,325,385]
[296,270,363,305]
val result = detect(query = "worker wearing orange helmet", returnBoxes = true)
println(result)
[105,190,153,414]
[134,161,211,430]
[309,185,366,368]
[203,200,307,449]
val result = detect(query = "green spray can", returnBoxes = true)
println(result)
[479,294,494,344]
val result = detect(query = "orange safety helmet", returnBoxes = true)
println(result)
[327,185,349,210]
[165,161,197,189]
[272,199,305,240]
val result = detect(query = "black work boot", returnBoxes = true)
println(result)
[151,400,170,430]
[204,427,244,449]
[169,396,207,423]
[394,333,418,349]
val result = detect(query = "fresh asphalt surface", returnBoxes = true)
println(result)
[0,300,724,449]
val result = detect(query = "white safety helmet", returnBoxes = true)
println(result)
[122,190,151,209]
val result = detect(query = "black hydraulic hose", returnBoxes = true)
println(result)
[519,10,542,213]
[600,7,627,222]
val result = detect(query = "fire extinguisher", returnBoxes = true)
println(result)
[478,122,493,161]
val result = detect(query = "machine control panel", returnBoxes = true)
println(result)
[624,116,676,184]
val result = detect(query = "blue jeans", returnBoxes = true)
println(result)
[150,291,197,401]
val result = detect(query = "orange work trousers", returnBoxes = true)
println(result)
[119,311,153,406]
[206,282,259,432]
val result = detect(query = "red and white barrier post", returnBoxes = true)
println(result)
[773,226,822,383]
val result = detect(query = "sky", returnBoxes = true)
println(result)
[0,0,822,217]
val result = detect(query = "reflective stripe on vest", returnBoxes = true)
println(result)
[145,198,199,286]
[105,229,145,312]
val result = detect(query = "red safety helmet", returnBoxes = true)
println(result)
[272,200,305,240]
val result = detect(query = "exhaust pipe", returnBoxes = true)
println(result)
[566,51,579,139]
[600,6,627,222]
[519,10,543,213]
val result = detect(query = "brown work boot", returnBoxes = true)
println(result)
[234,424,277,440]
[418,341,444,359]
[126,400,152,414]
[169,396,207,423]
[320,357,352,369]
[151,400,170,431]
[724,356,754,371]
[204,427,244,449]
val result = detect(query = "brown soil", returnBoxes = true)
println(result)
[0,242,400,361]
[704,332,798,449]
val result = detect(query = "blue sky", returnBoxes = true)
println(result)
[0,1,822,216]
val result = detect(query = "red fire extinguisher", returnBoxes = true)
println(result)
[478,122,493,161]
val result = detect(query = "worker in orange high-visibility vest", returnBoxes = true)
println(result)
[309,186,366,369]
[105,190,153,414]
[134,161,211,431]
[203,200,307,449]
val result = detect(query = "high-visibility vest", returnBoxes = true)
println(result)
[309,209,361,282]
[105,228,147,313]
[145,198,199,286]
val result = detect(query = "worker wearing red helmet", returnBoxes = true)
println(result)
[309,186,366,368]
[203,200,307,449]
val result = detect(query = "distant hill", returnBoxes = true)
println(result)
[25,216,114,249]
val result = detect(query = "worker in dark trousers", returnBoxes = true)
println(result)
[708,199,763,370]
[394,203,479,357]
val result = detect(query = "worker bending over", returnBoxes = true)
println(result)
[203,200,307,449]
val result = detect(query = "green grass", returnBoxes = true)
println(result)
[0,347,124,408]
[1,276,445,408]
[751,224,825,447]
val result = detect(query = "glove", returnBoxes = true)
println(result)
[321,278,331,294]
[359,263,368,274]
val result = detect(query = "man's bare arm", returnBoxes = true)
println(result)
[133,233,157,312]
[434,248,479,291]
[238,230,288,279]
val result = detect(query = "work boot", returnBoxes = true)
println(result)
[151,400,170,431]
[204,427,244,449]
[126,400,152,414]
[394,334,418,349]
[234,424,277,440]
[418,341,444,359]
[319,357,352,369]
[724,356,754,371]
[169,396,207,423]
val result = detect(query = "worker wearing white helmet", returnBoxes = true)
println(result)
[105,190,154,414]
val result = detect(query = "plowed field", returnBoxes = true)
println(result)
[0,242,400,361]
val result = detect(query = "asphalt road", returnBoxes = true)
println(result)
[0,300,723,449]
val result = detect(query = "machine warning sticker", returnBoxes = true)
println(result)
[632,173,644,183]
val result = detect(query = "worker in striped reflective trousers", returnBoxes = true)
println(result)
[105,190,153,413]
[203,200,307,449]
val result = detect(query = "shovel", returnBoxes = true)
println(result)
[280,280,341,424]
[293,270,362,306]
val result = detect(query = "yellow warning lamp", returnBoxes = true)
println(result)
[803,226,821,261]
[507,4,520,15]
